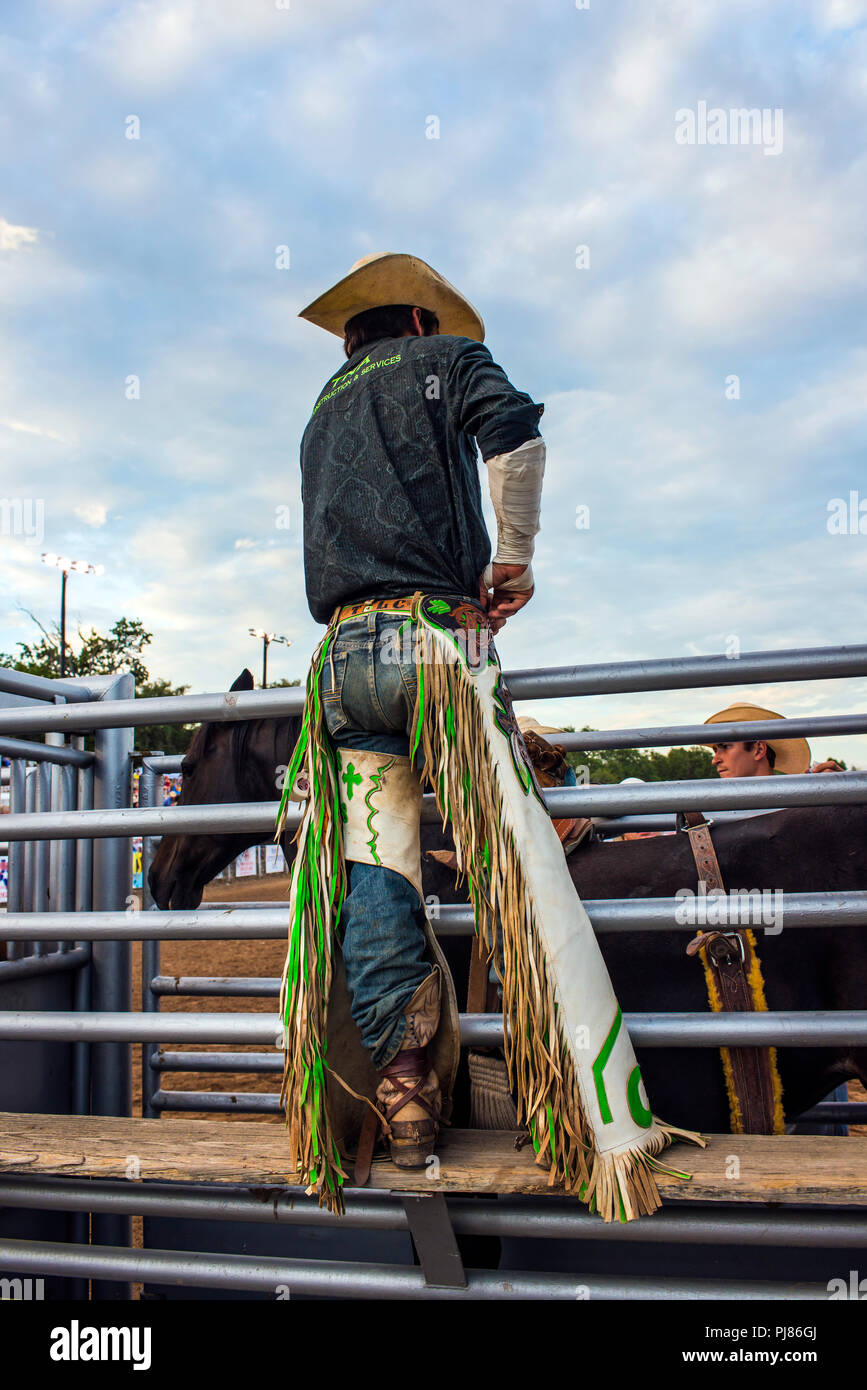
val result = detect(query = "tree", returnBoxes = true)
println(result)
[1,615,307,756]
[560,725,716,783]
[1,614,152,684]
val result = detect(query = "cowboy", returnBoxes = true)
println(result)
[704,701,848,1135]
[287,253,545,1173]
[703,702,811,779]
[277,253,699,1217]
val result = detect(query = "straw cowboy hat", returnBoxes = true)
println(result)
[703,702,810,775]
[517,716,563,740]
[298,253,485,342]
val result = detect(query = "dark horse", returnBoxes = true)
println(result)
[149,669,867,1134]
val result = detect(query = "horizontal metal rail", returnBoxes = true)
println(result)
[140,714,867,758]
[555,712,867,751]
[2,1177,866,1247]
[0,736,94,767]
[0,685,304,735]
[2,641,867,736]
[0,1236,830,1298]
[150,1088,867,1125]
[505,643,867,700]
[152,1054,867,1124]
[796,1103,867,1124]
[3,771,866,842]
[460,1012,867,1047]
[2,909,294,939]
[154,1051,283,1072]
[155,1089,281,1113]
[592,811,782,834]
[6,894,867,940]
[0,668,95,705]
[152,976,280,997]
[0,1010,864,1046]
[194,900,291,910]
[0,947,90,982]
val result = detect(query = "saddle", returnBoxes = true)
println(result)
[427,728,593,873]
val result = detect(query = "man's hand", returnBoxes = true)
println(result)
[478,563,535,633]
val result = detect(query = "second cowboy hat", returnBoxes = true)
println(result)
[298,253,485,342]
[517,716,564,740]
[703,703,810,775]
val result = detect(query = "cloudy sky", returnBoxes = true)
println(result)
[1,0,865,764]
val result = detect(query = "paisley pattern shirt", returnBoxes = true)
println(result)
[300,333,544,624]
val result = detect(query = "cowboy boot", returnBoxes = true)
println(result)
[375,968,442,1167]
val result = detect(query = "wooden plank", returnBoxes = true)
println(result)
[1,1112,865,1206]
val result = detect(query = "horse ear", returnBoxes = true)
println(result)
[230,669,255,692]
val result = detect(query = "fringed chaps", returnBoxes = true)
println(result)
[274,595,704,1220]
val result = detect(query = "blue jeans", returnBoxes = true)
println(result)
[320,605,459,1069]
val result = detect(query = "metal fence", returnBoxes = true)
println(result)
[1,642,866,1299]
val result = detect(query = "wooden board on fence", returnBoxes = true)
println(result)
[1,1113,866,1206]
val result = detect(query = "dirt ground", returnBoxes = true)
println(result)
[131,874,294,1122]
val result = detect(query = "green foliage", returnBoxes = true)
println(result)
[135,677,196,756]
[1,614,307,757]
[1,615,152,685]
[560,725,716,783]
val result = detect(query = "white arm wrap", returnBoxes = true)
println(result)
[485,435,545,567]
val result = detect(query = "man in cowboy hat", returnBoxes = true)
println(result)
[703,701,848,1135]
[703,702,844,777]
[298,252,545,635]
[290,253,547,1168]
[703,702,811,778]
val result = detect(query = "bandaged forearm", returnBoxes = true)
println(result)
[485,436,545,566]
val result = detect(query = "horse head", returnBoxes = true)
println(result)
[148,669,300,909]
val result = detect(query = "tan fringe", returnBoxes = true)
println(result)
[276,631,348,1215]
[412,620,704,1221]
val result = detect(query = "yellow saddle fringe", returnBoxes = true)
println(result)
[696,929,786,1135]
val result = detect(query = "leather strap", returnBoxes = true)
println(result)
[379,1044,438,1124]
[380,1045,429,1079]
[680,810,725,890]
[353,1107,381,1187]
[466,937,490,1014]
[680,810,780,1134]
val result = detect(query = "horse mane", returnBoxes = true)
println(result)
[230,718,258,799]
[229,714,301,801]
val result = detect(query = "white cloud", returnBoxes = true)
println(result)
[0,417,69,444]
[92,0,377,91]
[0,216,38,252]
[815,0,867,29]
[74,502,108,526]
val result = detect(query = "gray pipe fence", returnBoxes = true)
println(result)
[1,642,866,1300]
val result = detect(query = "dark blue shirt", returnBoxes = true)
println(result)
[300,333,544,624]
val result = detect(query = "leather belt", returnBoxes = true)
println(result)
[329,591,486,629]
[680,809,781,1134]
